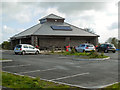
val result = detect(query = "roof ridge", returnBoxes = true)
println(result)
[32,24,44,35]
[39,13,64,20]
[64,22,99,37]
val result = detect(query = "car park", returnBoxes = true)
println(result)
[14,44,40,55]
[75,43,95,52]
[96,43,116,53]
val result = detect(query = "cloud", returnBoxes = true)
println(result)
[3,25,24,34]
[45,7,66,18]
[1,2,118,43]
[2,25,24,41]
[108,22,118,30]
[2,2,33,23]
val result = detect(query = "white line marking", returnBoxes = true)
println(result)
[58,57,70,58]
[2,64,31,68]
[19,68,57,74]
[3,71,118,89]
[49,72,89,81]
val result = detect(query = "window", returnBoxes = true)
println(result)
[40,19,47,24]
[23,46,28,48]
[80,44,85,47]
[108,44,114,47]
[29,46,34,49]
[51,26,72,31]
[16,45,22,48]
[86,45,93,47]
[100,44,104,47]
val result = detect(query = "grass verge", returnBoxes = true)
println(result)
[0,58,7,60]
[2,72,81,89]
[54,51,108,59]
[100,82,120,90]
[106,82,120,89]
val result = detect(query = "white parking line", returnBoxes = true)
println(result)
[19,68,57,74]
[2,64,31,68]
[58,57,70,59]
[3,71,118,89]
[49,72,89,81]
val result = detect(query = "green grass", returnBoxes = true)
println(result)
[2,72,81,89]
[0,58,7,60]
[100,82,120,90]
[106,82,120,89]
[56,51,108,59]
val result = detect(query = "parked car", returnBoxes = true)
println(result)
[75,43,95,52]
[96,43,116,53]
[14,44,40,55]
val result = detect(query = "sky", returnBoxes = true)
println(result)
[0,0,118,44]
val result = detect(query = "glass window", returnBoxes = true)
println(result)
[100,44,104,47]
[86,45,93,47]
[108,44,114,47]
[29,46,34,49]
[16,45,22,48]
[23,46,28,48]
[80,44,85,47]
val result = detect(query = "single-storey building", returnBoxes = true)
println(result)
[10,14,99,49]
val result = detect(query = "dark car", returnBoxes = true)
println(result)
[96,43,116,53]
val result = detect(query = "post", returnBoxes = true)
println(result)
[19,39,21,44]
[31,36,38,47]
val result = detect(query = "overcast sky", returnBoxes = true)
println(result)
[0,0,118,44]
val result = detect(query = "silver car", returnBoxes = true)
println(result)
[75,43,95,52]
[14,44,40,55]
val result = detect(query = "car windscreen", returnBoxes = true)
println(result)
[108,44,114,47]
[80,44,85,47]
[15,45,22,48]
[86,45,93,47]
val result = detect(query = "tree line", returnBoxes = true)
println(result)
[106,37,120,49]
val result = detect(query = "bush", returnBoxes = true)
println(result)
[1,41,11,50]
[51,50,54,53]
[101,52,104,57]
[89,51,99,58]
[70,48,76,54]
[88,51,108,58]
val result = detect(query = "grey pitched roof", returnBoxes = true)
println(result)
[12,22,99,39]
[39,14,65,20]
[11,14,99,39]
[33,22,99,37]
[12,23,42,38]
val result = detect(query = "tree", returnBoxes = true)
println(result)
[84,28,95,34]
[1,41,11,50]
[111,38,118,48]
[106,37,118,48]
[118,40,120,49]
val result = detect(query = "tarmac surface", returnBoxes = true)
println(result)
[1,50,119,89]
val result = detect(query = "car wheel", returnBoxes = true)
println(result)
[96,49,99,52]
[104,50,108,53]
[15,52,18,55]
[35,51,39,55]
[75,49,77,52]
[21,51,26,55]
[83,49,85,52]
[112,51,116,53]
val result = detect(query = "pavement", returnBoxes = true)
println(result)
[1,50,119,89]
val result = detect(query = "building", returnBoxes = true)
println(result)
[10,14,99,49]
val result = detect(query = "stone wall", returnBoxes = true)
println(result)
[11,36,98,50]
[37,36,98,50]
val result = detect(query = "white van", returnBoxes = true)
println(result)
[14,44,40,55]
